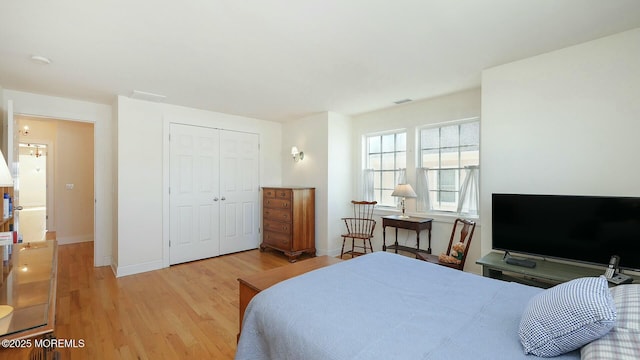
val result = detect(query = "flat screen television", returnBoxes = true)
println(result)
[492,193,640,271]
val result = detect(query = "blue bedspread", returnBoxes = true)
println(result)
[236,252,580,360]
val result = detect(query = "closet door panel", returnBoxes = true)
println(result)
[219,130,260,254]
[169,124,220,265]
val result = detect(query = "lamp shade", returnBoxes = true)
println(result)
[391,184,416,198]
[291,146,299,156]
[0,150,12,187]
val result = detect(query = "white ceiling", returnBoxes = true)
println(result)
[1,1,639,122]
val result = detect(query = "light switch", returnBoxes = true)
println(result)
[66,184,74,190]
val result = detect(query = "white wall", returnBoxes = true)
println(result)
[1,90,113,267]
[115,98,163,276]
[0,85,4,154]
[116,96,282,276]
[18,149,47,242]
[282,112,354,256]
[481,28,640,257]
[111,98,119,272]
[281,113,331,254]
[326,112,353,255]
[351,88,483,272]
[17,148,47,208]
[55,121,95,244]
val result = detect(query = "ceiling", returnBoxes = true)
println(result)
[1,1,639,123]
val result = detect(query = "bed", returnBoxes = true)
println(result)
[236,251,635,360]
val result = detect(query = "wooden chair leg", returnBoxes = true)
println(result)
[340,237,346,259]
[351,238,355,258]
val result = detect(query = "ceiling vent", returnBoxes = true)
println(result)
[393,98,412,105]
[31,55,52,65]
[130,90,167,102]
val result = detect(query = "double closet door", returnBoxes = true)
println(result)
[169,123,259,265]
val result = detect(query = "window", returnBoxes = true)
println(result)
[419,120,479,212]
[365,131,406,207]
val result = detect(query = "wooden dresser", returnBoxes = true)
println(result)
[260,187,315,262]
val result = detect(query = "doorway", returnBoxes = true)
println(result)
[16,115,94,245]
[18,143,48,241]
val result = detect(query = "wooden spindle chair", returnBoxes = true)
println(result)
[340,201,377,259]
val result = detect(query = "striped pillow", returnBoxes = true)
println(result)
[609,284,640,331]
[519,276,616,357]
[581,284,640,360]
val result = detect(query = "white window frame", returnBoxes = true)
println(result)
[418,118,480,214]
[364,130,407,208]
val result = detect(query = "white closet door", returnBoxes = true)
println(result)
[219,130,260,254]
[169,124,220,265]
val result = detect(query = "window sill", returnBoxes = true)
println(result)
[373,207,479,224]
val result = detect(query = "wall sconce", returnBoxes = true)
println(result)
[291,146,304,162]
[19,125,30,136]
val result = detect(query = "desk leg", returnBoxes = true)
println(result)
[382,226,387,251]
[427,228,432,254]
[415,229,420,258]
[394,228,399,253]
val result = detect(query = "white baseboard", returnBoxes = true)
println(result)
[116,259,164,278]
[57,234,93,245]
[316,247,342,257]
[96,255,111,268]
[110,261,118,277]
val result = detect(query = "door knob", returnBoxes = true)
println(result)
[213,197,219,201]
[221,196,226,201]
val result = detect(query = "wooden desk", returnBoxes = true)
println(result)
[382,215,433,258]
[237,256,342,339]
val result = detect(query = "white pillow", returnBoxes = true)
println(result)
[609,284,640,331]
[580,330,640,360]
[581,284,640,360]
[519,276,616,357]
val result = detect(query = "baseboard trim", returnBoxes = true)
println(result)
[96,255,112,268]
[316,248,342,257]
[57,234,93,245]
[116,260,164,278]
[110,261,118,277]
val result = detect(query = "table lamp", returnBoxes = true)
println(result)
[391,184,417,218]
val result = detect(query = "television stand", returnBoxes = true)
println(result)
[476,252,639,288]
[503,252,537,268]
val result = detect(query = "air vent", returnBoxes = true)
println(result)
[393,98,412,105]
[130,90,167,102]
[31,55,51,65]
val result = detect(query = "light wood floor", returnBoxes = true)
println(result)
[1,242,298,360]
